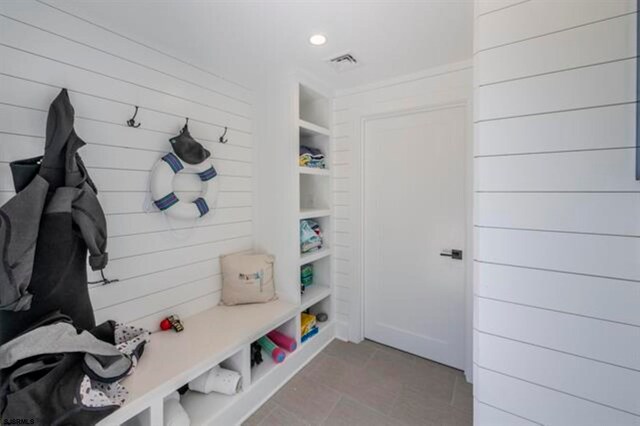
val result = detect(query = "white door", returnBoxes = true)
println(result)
[364,105,466,369]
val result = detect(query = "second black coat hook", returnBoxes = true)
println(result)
[127,106,141,128]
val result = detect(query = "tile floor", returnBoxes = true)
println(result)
[243,339,472,426]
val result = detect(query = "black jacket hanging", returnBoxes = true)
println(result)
[0,89,109,344]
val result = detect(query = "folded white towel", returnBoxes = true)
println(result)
[188,365,242,396]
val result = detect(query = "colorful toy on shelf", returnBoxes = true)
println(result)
[300,312,316,336]
[267,330,297,352]
[300,263,314,287]
[257,336,286,363]
[301,326,319,343]
[160,315,184,332]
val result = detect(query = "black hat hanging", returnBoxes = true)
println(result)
[169,119,211,164]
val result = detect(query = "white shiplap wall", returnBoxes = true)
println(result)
[473,1,640,424]
[331,63,473,355]
[0,1,254,331]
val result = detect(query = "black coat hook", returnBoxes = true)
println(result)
[219,126,228,144]
[127,106,141,128]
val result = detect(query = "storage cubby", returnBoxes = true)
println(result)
[300,174,330,211]
[300,255,332,310]
[301,297,333,344]
[250,315,299,384]
[180,346,250,424]
[299,84,330,128]
[299,215,330,258]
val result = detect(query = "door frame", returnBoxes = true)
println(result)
[349,98,474,380]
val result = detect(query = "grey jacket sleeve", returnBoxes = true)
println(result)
[46,184,109,271]
[0,175,49,311]
[73,183,108,271]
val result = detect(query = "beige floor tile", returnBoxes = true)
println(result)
[273,374,341,425]
[400,359,457,403]
[307,355,404,415]
[242,400,278,425]
[260,405,311,426]
[322,396,400,426]
[441,406,473,426]
[323,339,377,366]
[389,387,459,426]
[451,376,473,413]
[364,349,417,382]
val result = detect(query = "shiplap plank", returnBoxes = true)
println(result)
[334,219,350,233]
[477,13,635,86]
[475,0,525,17]
[91,236,252,282]
[0,135,251,177]
[334,67,471,110]
[95,275,222,324]
[475,262,640,326]
[476,298,640,370]
[477,332,640,414]
[332,178,349,192]
[476,227,640,281]
[476,368,640,426]
[333,192,349,206]
[0,0,252,102]
[333,122,351,138]
[109,221,252,260]
[0,75,253,148]
[333,165,349,178]
[90,259,219,310]
[474,401,538,426]
[475,148,636,192]
[0,45,251,133]
[475,192,640,236]
[334,258,350,275]
[334,273,351,288]
[334,205,349,218]
[334,245,351,260]
[477,59,635,121]
[333,150,350,165]
[476,103,634,156]
[476,0,636,51]
[97,191,251,215]
[107,207,252,237]
[0,16,251,126]
[334,285,349,302]
[0,166,251,192]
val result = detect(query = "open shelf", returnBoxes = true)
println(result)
[299,119,330,138]
[299,208,331,220]
[301,284,331,311]
[300,247,331,264]
[299,166,330,176]
[181,390,237,425]
[250,348,279,384]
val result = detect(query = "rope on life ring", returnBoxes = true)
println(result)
[150,152,219,220]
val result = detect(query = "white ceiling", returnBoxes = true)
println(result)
[49,0,473,91]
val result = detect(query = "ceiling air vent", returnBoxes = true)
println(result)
[327,52,360,72]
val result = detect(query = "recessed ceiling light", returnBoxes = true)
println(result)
[309,34,327,46]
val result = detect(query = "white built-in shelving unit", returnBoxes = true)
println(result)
[99,80,336,426]
[296,82,334,336]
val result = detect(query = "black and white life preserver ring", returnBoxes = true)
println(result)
[150,152,218,219]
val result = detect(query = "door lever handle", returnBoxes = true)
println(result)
[440,249,463,260]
